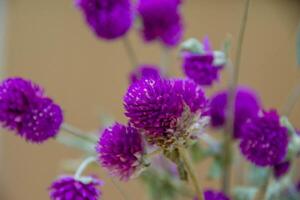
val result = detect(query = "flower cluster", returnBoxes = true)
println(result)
[129,64,162,83]
[97,123,145,180]
[239,110,288,167]
[137,0,183,47]
[124,78,208,148]
[49,176,103,200]
[0,77,63,143]
[76,0,133,40]
[182,37,225,86]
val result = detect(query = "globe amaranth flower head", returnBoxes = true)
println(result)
[124,78,208,149]
[76,0,133,40]
[240,110,288,167]
[273,160,290,179]
[129,64,162,84]
[49,175,103,200]
[97,123,145,180]
[0,77,63,143]
[209,87,260,138]
[194,189,230,200]
[137,0,183,47]
[182,37,225,86]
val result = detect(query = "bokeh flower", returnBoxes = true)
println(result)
[273,160,290,179]
[137,0,183,47]
[97,123,145,180]
[240,110,288,167]
[209,87,260,138]
[124,78,208,148]
[0,77,63,143]
[49,175,103,200]
[129,64,162,83]
[194,189,230,200]
[76,0,133,40]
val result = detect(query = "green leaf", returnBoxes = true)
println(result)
[180,38,204,54]
[247,165,269,187]
[207,159,222,179]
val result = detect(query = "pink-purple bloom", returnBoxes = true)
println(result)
[76,0,133,40]
[240,110,288,167]
[124,78,207,148]
[182,38,224,86]
[49,176,103,200]
[0,77,63,143]
[129,64,162,83]
[137,0,183,47]
[273,161,290,179]
[97,123,145,180]
[194,189,230,200]
[209,87,260,138]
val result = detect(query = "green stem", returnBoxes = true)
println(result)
[160,45,170,75]
[254,172,271,200]
[144,148,162,159]
[222,0,251,195]
[122,36,138,68]
[178,146,204,200]
[61,123,95,143]
[74,157,97,179]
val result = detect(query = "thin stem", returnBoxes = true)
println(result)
[222,0,251,195]
[110,177,130,200]
[160,45,170,75]
[178,146,204,200]
[282,79,300,116]
[74,157,97,179]
[61,123,95,143]
[122,36,138,68]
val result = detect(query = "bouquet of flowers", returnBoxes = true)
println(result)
[1,0,300,199]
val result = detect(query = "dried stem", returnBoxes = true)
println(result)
[61,123,95,143]
[222,0,251,195]
[122,36,138,68]
[178,146,204,200]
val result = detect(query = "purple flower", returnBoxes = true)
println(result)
[209,87,260,138]
[76,0,133,40]
[240,110,288,167]
[137,0,183,47]
[96,123,145,180]
[0,77,63,143]
[182,37,225,86]
[194,189,230,200]
[49,176,103,200]
[129,64,162,83]
[124,78,207,148]
[273,161,290,179]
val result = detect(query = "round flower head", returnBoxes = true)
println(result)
[49,175,103,200]
[273,161,290,179]
[129,64,162,84]
[194,189,230,200]
[97,123,145,180]
[183,37,225,86]
[240,110,288,167]
[0,77,63,143]
[209,87,260,138]
[76,0,133,40]
[124,78,207,148]
[137,0,183,47]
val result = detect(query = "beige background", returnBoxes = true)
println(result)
[1,0,300,199]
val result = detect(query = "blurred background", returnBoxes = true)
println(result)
[0,0,300,199]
